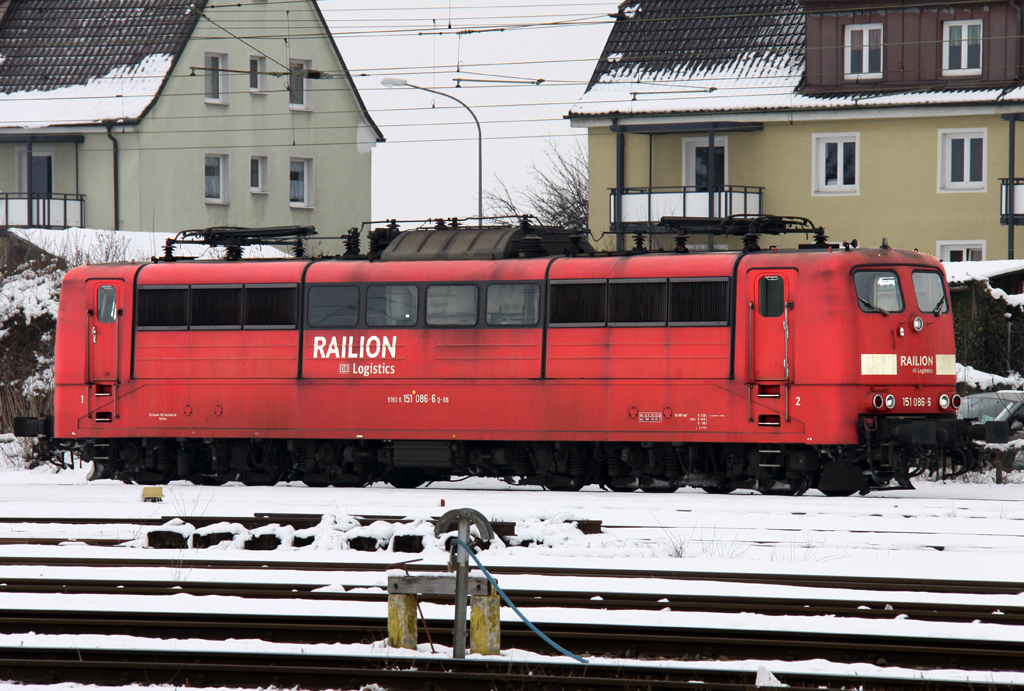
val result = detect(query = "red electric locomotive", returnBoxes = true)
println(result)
[16,218,1006,495]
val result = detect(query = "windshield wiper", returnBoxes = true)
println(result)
[858,295,889,315]
[932,291,947,316]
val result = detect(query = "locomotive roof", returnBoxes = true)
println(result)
[66,244,944,286]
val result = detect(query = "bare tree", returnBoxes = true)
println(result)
[485,138,588,231]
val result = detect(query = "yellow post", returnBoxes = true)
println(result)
[387,593,418,650]
[469,587,500,655]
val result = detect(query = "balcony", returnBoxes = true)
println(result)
[1001,178,1024,225]
[0,194,85,229]
[609,185,764,233]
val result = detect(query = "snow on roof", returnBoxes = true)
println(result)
[0,55,175,128]
[942,259,1024,284]
[570,0,1024,118]
[10,228,292,262]
[0,0,201,128]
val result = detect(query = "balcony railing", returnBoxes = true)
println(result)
[1001,178,1024,225]
[0,193,85,229]
[609,185,764,232]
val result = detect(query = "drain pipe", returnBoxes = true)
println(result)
[104,120,120,231]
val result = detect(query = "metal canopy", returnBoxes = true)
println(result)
[0,134,85,143]
[610,121,764,134]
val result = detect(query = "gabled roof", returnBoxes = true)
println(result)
[0,0,203,128]
[570,0,1024,118]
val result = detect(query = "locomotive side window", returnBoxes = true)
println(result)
[245,285,298,328]
[307,285,359,327]
[609,280,666,325]
[97,285,118,323]
[670,279,730,325]
[487,284,540,325]
[912,272,948,314]
[549,281,606,325]
[367,285,418,326]
[854,270,904,313]
[426,285,478,326]
[136,287,189,329]
[191,286,243,329]
[758,276,785,317]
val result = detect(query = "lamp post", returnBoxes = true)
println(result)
[382,77,483,229]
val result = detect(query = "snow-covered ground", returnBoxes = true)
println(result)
[1,466,1024,690]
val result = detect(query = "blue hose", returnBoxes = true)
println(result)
[453,537,588,664]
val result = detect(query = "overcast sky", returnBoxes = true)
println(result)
[319,1,616,227]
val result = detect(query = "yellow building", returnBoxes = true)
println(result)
[570,0,1024,260]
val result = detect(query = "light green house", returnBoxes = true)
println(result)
[570,0,1024,261]
[0,0,382,256]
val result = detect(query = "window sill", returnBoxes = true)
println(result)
[289,202,314,209]
[205,199,230,206]
[942,69,982,77]
[938,185,986,193]
[204,99,229,107]
[250,190,269,195]
[844,74,882,80]
[812,188,859,196]
[249,90,268,96]
[288,105,313,112]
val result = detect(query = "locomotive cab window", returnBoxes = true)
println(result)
[426,285,478,326]
[245,285,298,328]
[550,281,606,325]
[854,270,904,314]
[191,286,243,329]
[307,285,359,327]
[367,285,418,326]
[97,286,118,323]
[609,280,666,325]
[670,278,730,325]
[758,276,785,317]
[136,287,188,329]
[487,284,540,325]
[912,272,948,314]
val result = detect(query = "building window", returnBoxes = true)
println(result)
[682,137,727,188]
[812,134,859,195]
[937,240,985,261]
[289,158,313,207]
[250,155,268,194]
[204,154,229,204]
[938,129,985,191]
[845,23,883,79]
[204,52,229,105]
[288,60,312,110]
[249,55,267,93]
[944,20,982,75]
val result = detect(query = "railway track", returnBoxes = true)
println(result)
[0,644,1017,691]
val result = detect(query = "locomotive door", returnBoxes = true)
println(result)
[87,280,122,384]
[749,271,795,382]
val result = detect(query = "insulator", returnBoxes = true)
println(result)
[674,232,689,253]
[225,245,243,261]
[742,233,761,253]
[293,240,306,258]
[633,230,646,251]
[343,228,361,257]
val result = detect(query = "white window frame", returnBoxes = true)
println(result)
[937,240,985,261]
[204,51,230,105]
[844,23,884,80]
[937,128,986,192]
[943,20,983,76]
[681,137,728,187]
[289,157,314,208]
[812,133,860,195]
[249,155,268,195]
[14,147,54,194]
[248,54,268,94]
[288,58,313,111]
[204,153,230,205]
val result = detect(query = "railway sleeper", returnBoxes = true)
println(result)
[54,434,991,496]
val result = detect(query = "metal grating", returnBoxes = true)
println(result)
[669,279,730,324]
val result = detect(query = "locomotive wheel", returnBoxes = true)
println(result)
[386,468,429,489]
[701,485,734,494]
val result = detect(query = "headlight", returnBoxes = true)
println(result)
[951,394,962,410]
[913,316,924,332]
[872,394,885,410]
[885,394,896,409]
[939,394,950,409]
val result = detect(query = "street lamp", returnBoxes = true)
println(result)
[382,77,483,229]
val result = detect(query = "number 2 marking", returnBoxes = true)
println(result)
[795,396,801,406]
